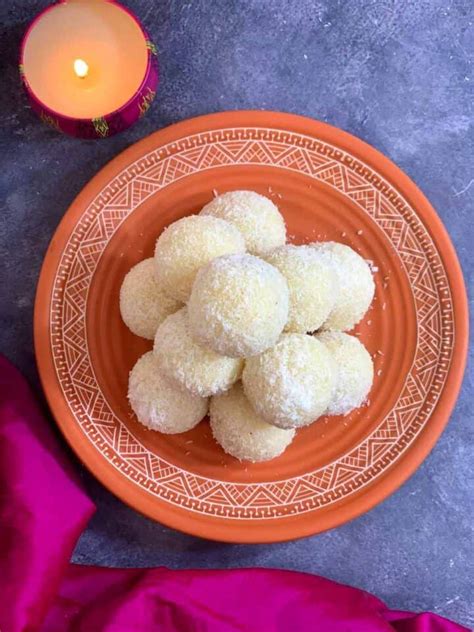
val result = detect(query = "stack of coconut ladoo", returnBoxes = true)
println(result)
[121,190,375,463]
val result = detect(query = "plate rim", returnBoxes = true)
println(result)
[34,110,469,543]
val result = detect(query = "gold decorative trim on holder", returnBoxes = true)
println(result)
[146,40,158,56]
[40,111,60,131]
[92,117,109,138]
[139,88,156,117]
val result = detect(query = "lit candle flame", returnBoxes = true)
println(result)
[73,58,89,78]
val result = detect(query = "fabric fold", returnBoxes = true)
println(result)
[0,356,468,632]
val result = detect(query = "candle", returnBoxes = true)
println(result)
[20,0,159,138]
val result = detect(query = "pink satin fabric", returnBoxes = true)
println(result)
[0,356,468,632]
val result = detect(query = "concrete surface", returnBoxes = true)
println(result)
[0,0,472,627]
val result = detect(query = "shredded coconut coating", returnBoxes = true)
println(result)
[264,244,336,333]
[316,331,374,415]
[200,190,286,255]
[153,307,244,397]
[310,242,375,331]
[154,215,245,302]
[210,383,295,462]
[119,258,181,340]
[188,253,289,358]
[128,352,208,433]
[243,334,335,429]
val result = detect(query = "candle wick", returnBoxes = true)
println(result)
[73,59,89,79]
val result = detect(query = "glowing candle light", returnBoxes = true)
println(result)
[20,1,159,138]
[73,58,89,79]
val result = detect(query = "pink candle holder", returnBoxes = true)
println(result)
[20,1,159,139]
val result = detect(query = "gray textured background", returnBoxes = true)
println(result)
[0,0,473,627]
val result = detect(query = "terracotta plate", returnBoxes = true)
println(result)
[35,111,468,542]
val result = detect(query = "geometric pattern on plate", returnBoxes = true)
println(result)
[50,127,453,519]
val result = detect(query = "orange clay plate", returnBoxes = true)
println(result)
[35,111,468,543]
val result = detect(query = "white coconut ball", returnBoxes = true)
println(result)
[200,190,286,255]
[188,253,289,358]
[128,352,208,433]
[210,383,295,462]
[264,244,337,333]
[316,331,374,415]
[310,242,375,331]
[242,333,336,429]
[153,307,244,397]
[154,215,245,302]
[119,258,181,339]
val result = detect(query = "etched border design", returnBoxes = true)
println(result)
[50,127,454,519]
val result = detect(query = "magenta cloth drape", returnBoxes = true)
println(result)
[0,356,468,632]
